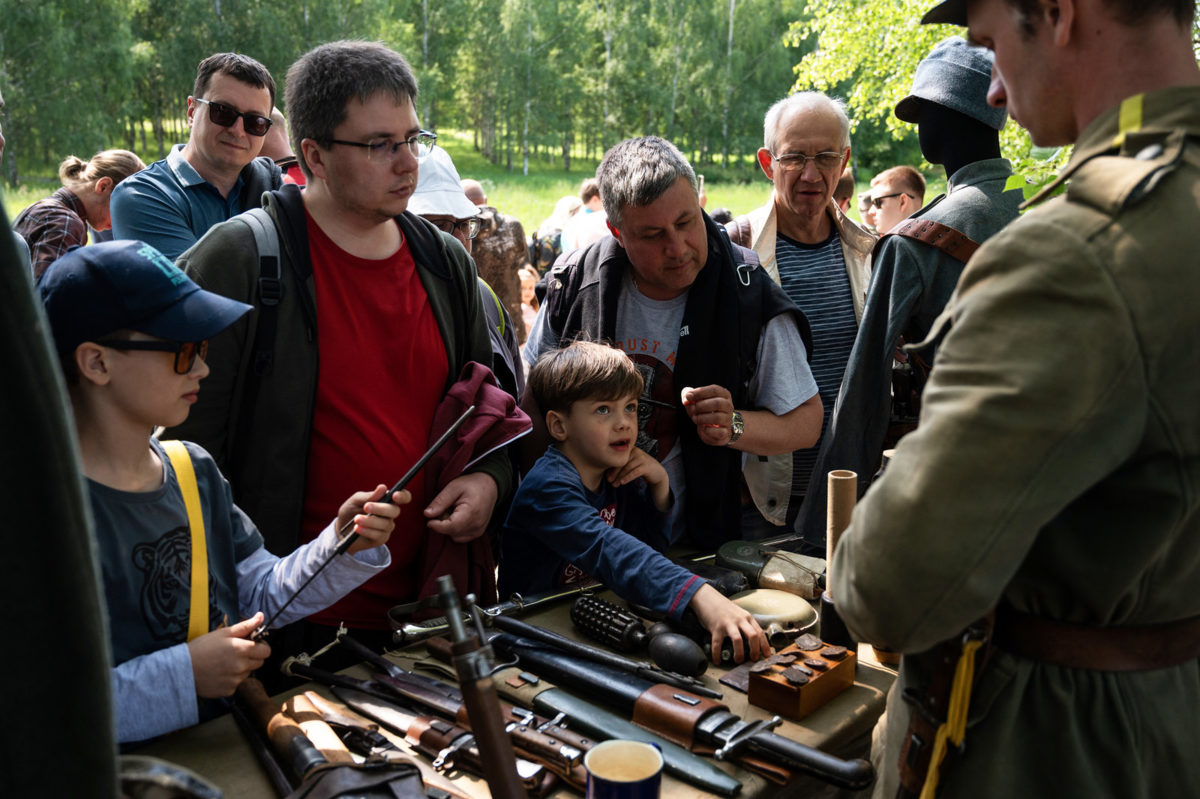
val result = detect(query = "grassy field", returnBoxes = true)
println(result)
[2,128,895,232]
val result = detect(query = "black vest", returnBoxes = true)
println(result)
[544,214,811,548]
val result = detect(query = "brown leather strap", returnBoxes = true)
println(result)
[994,606,1200,671]
[631,683,727,750]
[888,219,981,263]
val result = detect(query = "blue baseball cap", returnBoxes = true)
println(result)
[37,240,252,355]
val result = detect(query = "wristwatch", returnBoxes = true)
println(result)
[728,411,745,445]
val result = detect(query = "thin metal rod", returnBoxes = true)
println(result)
[254,405,476,638]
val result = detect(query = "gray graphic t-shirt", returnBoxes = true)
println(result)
[527,269,819,541]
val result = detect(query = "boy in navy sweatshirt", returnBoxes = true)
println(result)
[501,340,767,662]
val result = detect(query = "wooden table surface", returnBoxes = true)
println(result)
[135,593,896,798]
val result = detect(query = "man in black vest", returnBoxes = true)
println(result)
[523,136,822,548]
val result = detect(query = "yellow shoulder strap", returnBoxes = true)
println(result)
[159,440,209,642]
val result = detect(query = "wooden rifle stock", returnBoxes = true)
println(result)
[236,678,327,783]
[438,575,527,799]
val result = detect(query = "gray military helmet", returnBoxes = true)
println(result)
[894,36,1008,131]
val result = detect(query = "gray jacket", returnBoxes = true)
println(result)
[795,158,1022,546]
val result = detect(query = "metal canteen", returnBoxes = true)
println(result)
[729,588,818,648]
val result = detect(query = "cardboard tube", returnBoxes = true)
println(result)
[825,470,858,597]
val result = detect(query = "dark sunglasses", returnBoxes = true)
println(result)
[195,98,272,137]
[96,339,209,375]
[870,192,909,209]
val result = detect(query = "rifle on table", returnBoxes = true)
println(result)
[283,653,587,793]
[235,677,426,798]
[424,636,744,797]
[388,531,806,647]
[492,632,876,791]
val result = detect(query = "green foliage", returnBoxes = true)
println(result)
[0,0,1081,208]
[788,0,1066,192]
[0,0,135,183]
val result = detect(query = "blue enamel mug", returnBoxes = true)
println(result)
[584,739,664,799]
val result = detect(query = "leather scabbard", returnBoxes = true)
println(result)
[496,673,742,797]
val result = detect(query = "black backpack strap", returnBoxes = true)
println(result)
[227,206,283,476]
[238,207,283,378]
[397,212,473,388]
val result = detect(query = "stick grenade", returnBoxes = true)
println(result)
[438,575,527,799]
[252,405,476,640]
[819,469,858,649]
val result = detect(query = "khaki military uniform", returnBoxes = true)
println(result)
[833,86,1200,798]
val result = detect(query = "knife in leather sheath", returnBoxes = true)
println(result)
[497,666,744,796]
[426,637,742,796]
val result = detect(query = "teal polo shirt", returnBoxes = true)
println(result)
[110,144,271,259]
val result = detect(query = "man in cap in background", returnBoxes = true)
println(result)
[830,0,1200,795]
[410,147,524,400]
[796,37,1022,547]
[461,177,531,344]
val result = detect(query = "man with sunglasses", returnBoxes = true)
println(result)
[866,165,926,235]
[111,53,282,259]
[727,92,875,537]
[167,41,510,670]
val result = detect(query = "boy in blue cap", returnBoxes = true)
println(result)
[37,240,407,743]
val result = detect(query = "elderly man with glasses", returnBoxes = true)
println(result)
[110,53,282,259]
[727,92,875,537]
[166,41,510,672]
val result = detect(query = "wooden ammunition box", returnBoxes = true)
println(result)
[747,635,856,721]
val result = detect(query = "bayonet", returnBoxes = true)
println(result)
[337,630,591,778]
[493,632,875,791]
[290,641,590,790]
[332,685,548,790]
[278,660,550,790]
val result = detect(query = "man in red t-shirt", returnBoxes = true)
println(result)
[170,41,509,663]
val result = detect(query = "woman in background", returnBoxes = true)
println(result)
[518,265,540,341]
[15,149,144,277]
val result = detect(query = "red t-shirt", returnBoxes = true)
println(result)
[301,213,449,628]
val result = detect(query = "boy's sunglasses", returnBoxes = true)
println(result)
[194,98,272,137]
[96,339,209,375]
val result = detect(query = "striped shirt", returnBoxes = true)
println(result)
[775,231,858,499]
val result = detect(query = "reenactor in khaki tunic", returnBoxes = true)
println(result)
[831,0,1200,796]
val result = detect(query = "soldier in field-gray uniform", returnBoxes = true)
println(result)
[831,0,1200,795]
